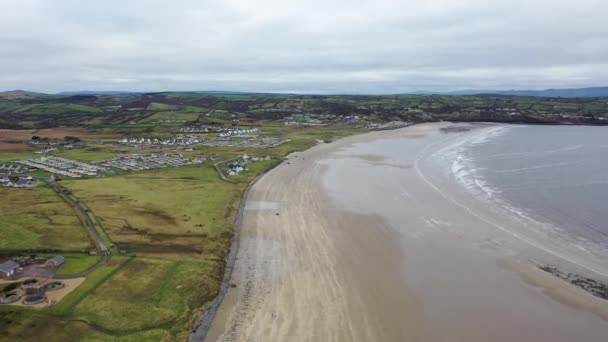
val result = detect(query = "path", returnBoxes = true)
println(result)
[46,180,112,278]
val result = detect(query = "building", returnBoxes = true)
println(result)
[0,173,10,186]
[15,176,34,188]
[0,260,19,278]
[47,255,65,267]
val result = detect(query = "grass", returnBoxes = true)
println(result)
[0,151,37,162]
[71,257,215,336]
[61,165,244,254]
[52,146,121,161]
[146,103,179,111]
[0,186,92,250]
[25,169,52,178]
[10,103,102,115]
[140,111,200,123]
[54,254,102,275]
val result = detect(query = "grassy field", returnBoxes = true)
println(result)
[61,165,245,255]
[0,128,120,141]
[140,111,200,123]
[0,186,92,250]
[0,122,364,341]
[54,254,102,275]
[71,257,216,337]
[52,145,124,161]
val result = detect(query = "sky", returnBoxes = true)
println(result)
[1,0,608,94]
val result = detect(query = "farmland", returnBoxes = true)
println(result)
[1,91,608,130]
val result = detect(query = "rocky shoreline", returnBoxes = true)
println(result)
[539,265,608,300]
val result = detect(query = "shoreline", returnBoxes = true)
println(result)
[192,122,608,341]
[188,132,376,341]
[188,156,287,342]
[188,128,388,341]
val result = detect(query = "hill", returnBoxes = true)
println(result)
[441,86,608,98]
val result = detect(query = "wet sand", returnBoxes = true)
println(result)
[205,123,608,341]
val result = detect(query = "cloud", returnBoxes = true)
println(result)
[1,0,607,93]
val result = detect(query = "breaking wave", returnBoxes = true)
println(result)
[431,125,608,276]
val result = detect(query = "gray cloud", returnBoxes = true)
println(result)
[1,0,607,93]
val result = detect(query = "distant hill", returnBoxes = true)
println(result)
[6,87,608,98]
[0,90,47,96]
[0,90,54,100]
[435,87,608,98]
[59,90,253,96]
[58,91,143,96]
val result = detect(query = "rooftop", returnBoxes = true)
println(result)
[0,260,19,272]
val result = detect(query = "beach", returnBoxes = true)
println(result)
[204,123,608,342]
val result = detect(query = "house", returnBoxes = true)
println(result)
[0,260,19,278]
[0,173,10,186]
[15,177,34,188]
[47,255,65,267]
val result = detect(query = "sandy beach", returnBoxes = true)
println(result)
[204,123,608,342]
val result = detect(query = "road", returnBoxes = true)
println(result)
[46,180,112,278]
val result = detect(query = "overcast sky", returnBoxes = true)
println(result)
[1,0,607,94]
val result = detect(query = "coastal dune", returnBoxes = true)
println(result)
[205,123,608,342]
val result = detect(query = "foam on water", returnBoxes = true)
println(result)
[431,125,608,276]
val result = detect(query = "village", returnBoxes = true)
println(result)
[0,163,34,187]
[284,113,365,126]
[0,174,34,188]
[118,135,206,147]
[179,124,225,133]
[16,156,103,178]
[3,152,211,184]
[201,136,288,148]
[218,154,272,177]
[217,127,258,137]
[95,153,206,172]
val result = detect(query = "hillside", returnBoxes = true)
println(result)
[0,91,607,129]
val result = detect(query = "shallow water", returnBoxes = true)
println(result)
[320,123,608,341]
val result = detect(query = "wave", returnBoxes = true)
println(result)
[487,161,582,174]
[429,125,608,276]
[477,145,585,160]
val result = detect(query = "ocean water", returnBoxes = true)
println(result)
[321,123,608,278]
[446,124,608,251]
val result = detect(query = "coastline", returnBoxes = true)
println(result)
[188,155,287,342]
[194,123,608,341]
[188,128,389,341]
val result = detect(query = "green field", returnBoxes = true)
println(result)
[140,111,200,123]
[61,165,245,254]
[0,186,92,250]
[55,254,102,275]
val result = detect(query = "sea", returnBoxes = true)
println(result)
[323,123,608,278]
[440,124,608,269]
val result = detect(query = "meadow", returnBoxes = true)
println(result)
[0,186,92,250]
[61,165,246,255]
